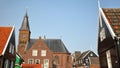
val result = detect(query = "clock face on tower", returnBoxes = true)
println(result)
[22,34,26,38]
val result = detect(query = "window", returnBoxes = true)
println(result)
[32,50,38,56]
[100,28,106,41]
[10,61,14,68]
[106,50,112,68]
[28,59,34,64]
[90,53,93,56]
[41,50,46,56]
[35,59,40,64]
[12,45,14,54]
[9,43,15,54]
[9,43,12,53]
[4,59,9,68]
[44,59,49,68]
[54,56,59,65]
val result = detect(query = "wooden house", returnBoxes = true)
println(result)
[98,8,120,68]
[0,26,16,68]
[75,50,99,68]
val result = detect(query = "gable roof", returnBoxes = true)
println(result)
[78,50,97,60]
[78,50,91,60]
[102,8,120,37]
[25,38,69,53]
[99,8,116,39]
[0,26,14,56]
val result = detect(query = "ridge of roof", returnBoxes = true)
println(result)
[100,8,116,39]
[102,8,120,37]
[81,50,91,59]
[78,50,91,59]
[25,38,69,53]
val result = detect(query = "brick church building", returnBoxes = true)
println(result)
[17,12,72,68]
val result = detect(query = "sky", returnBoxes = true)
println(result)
[0,0,120,54]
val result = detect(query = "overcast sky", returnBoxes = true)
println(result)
[0,0,120,54]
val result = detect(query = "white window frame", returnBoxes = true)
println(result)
[28,59,34,64]
[32,50,38,56]
[41,50,46,56]
[44,59,49,68]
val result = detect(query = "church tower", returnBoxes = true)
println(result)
[18,12,31,54]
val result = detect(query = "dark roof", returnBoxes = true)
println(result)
[43,39,69,53]
[26,39,38,50]
[26,38,69,53]
[20,12,30,31]
[77,50,97,60]
[103,8,120,36]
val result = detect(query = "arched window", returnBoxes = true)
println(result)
[54,56,59,65]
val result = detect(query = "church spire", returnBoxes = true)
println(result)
[20,11,30,31]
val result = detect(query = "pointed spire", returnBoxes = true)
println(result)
[25,8,28,17]
[20,11,30,31]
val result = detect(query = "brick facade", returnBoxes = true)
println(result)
[17,13,72,68]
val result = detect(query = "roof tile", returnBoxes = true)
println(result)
[0,27,12,55]
[103,8,120,36]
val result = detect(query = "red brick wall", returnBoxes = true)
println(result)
[20,39,53,68]
[53,53,72,68]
